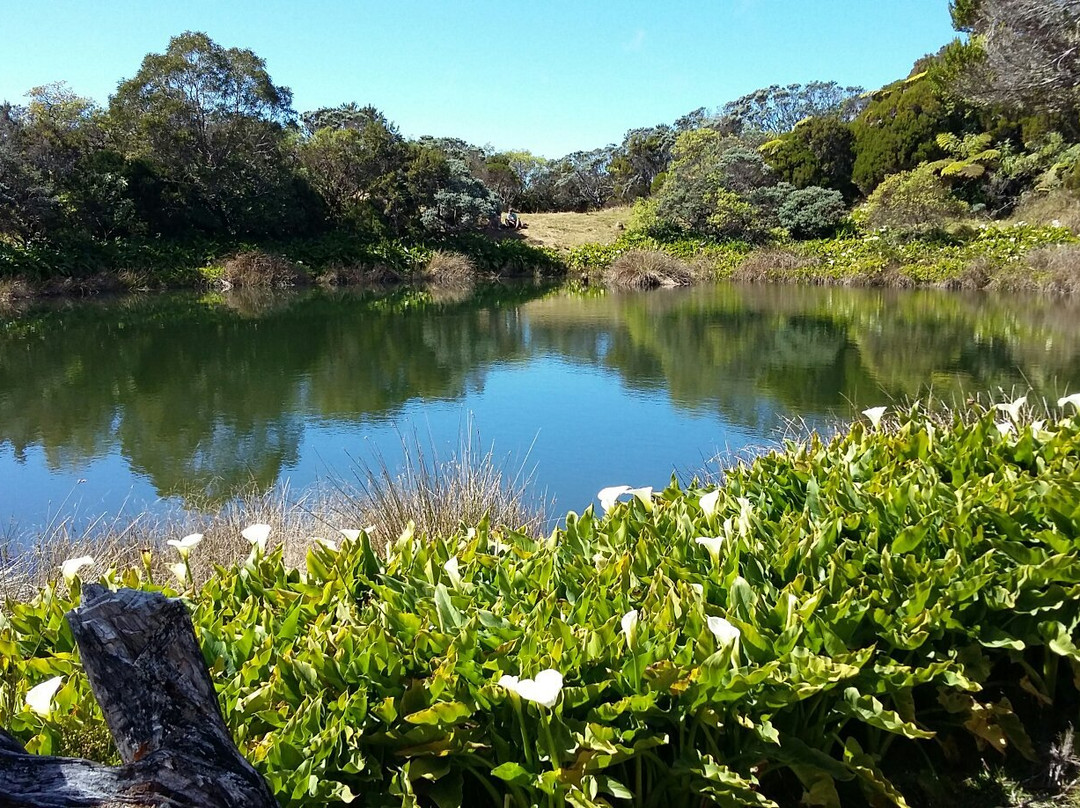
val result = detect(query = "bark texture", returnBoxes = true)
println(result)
[0,584,278,808]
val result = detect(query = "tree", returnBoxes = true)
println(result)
[298,105,408,230]
[943,0,1080,111]
[851,72,965,193]
[721,81,866,136]
[760,116,858,200]
[609,125,676,202]
[109,31,306,237]
[552,148,617,210]
[653,129,776,239]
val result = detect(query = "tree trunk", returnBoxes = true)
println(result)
[0,584,279,808]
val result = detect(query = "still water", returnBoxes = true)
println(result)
[2,282,1079,531]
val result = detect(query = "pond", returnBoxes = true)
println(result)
[2,282,1079,533]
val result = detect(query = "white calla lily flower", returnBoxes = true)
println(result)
[444,556,462,588]
[169,561,190,586]
[25,676,63,717]
[314,536,338,551]
[862,406,887,428]
[621,609,639,646]
[166,533,203,559]
[695,536,725,561]
[699,489,720,516]
[60,556,94,584]
[707,615,741,646]
[242,523,271,552]
[598,485,631,513]
[995,421,1015,437]
[1059,393,1080,411]
[995,395,1027,422]
[339,529,362,542]
[500,669,563,708]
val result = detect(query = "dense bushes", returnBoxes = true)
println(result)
[4,400,1080,806]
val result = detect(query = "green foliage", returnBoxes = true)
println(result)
[565,233,750,276]
[760,117,858,200]
[857,165,970,233]
[780,223,1076,283]
[851,75,963,194]
[777,187,849,238]
[5,402,1080,806]
[654,130,776,241]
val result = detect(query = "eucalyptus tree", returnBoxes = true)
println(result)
[298,104,409,230]
[720,81,866,136]
[108,31,306,236]
[945,0,1080,111]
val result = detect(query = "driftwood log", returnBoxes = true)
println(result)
[0,584,278,807]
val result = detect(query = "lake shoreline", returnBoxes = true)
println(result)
[5,220,1080,309]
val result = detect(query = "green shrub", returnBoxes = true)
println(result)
[858,165,969,233]
[777,186,849,238]
[5,400,1080,806]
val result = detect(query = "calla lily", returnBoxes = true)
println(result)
[996,395,1027,422]
[314,537,338,551]
[1031,420,1046,435]
[500,669,563,708]
[166,533,203,559]
[1059,393,1080,411]
[444,556,462,588]
[598,485,652,513]
[60,556,94,584]
[169,561,190,586]
[862,406,887,428]
[695,536,725,561]
[699,489,720,516]
[691,583,704,597]
[707,615,741,646]
[598,486,631,513]
[339,529,362,542]
[995,421,1015,437]
[242,523,271,552]
[25,676,63,717]
[621,609,639,646]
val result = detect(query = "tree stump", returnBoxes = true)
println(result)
[0,584,278,807]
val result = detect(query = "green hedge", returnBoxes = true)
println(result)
[3,398,1080,806]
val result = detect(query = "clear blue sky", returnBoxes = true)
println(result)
[1,1,957,157]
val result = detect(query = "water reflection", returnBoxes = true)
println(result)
[1,282,1078,524]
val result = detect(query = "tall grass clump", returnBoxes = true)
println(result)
[4,395,1080,806]
[422,250,478,285]
[324,431,548,552]
[605,248,701,289]
[222,249,309,288]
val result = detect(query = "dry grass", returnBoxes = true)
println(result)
[990,243,1080,297]
[0,434,548,600]
[520,207,631,250]
[323,431,549,551]
[1012,189,1080,234]
[731,248,819,282]
[316,263,402,287]
[605,249,701,289]
[0,489,330,600]
[222,249,308,288]
[422,251,478,284]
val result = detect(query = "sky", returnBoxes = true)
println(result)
[0,1,958,157]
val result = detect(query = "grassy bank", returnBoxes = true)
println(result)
[0,231,564,301]
[4,397,1080,806]
[562,222,1080,294]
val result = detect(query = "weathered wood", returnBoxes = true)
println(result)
[0,585,278,808]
